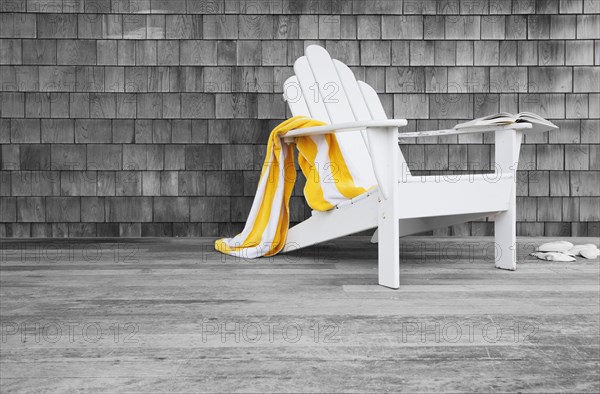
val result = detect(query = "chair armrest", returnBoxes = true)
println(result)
[283,119,408,138]
[283,120,530,140]
[397,123,532,139]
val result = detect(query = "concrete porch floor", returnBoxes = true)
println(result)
[1,236,599,393]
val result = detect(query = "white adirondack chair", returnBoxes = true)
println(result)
[280,45,532,288]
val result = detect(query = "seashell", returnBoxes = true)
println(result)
[580,248,599,259]
[566,245,588,256]
[537,241,574,253]
[566,244,599,256]
[530,252,576,262]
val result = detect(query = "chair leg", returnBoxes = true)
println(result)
[495,190,517,270]
[378,201,400,288]
[494,208,517,271]
[367,126,401,289]
[494,129,520,271]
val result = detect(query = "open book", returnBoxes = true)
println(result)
[454,112,558,133]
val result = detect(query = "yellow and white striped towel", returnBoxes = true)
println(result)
[215,116,377,258]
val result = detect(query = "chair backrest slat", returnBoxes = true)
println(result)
[357,80,410,176]
[333,59,373,122]
[291,56,332,122]
[304,47,361,124]
[358,81,389,120]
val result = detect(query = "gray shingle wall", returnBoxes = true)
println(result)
[0,0,598,238]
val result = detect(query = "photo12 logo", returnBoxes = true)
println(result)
[400,320,539,344]
[0,242,139,263]
[1,321,139,345]
[200,320,343,344]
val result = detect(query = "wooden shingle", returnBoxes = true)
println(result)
[538,41,565,65]
[78,13,103,38]
[240,14,273,38]
[123,14,147,39]
[0,39,22,65]
[37,14,76,38]
[46,197,80,222]
[481,15,506,39]
[550,15,577,39]
[103,14,122,39]
[382,16,423,39]
[490,67,527,93]
[574,66,600,92]
[357,16,381,39]
[1,13,36,38]
[445,16,480,39]
[75,119,112,143]
[166,14,202,39]
[566,40,594,65]
[180,40,217,65]
[41,119,74,143]
[529,67,572,92]
[190,197,230,222]
[106,197,152,222]
[23,39,56,64]
[505,15,527,39]
[474,41,499,65]
[11,118,39,143]
[39,66,76,92]
[185,144,221,170]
